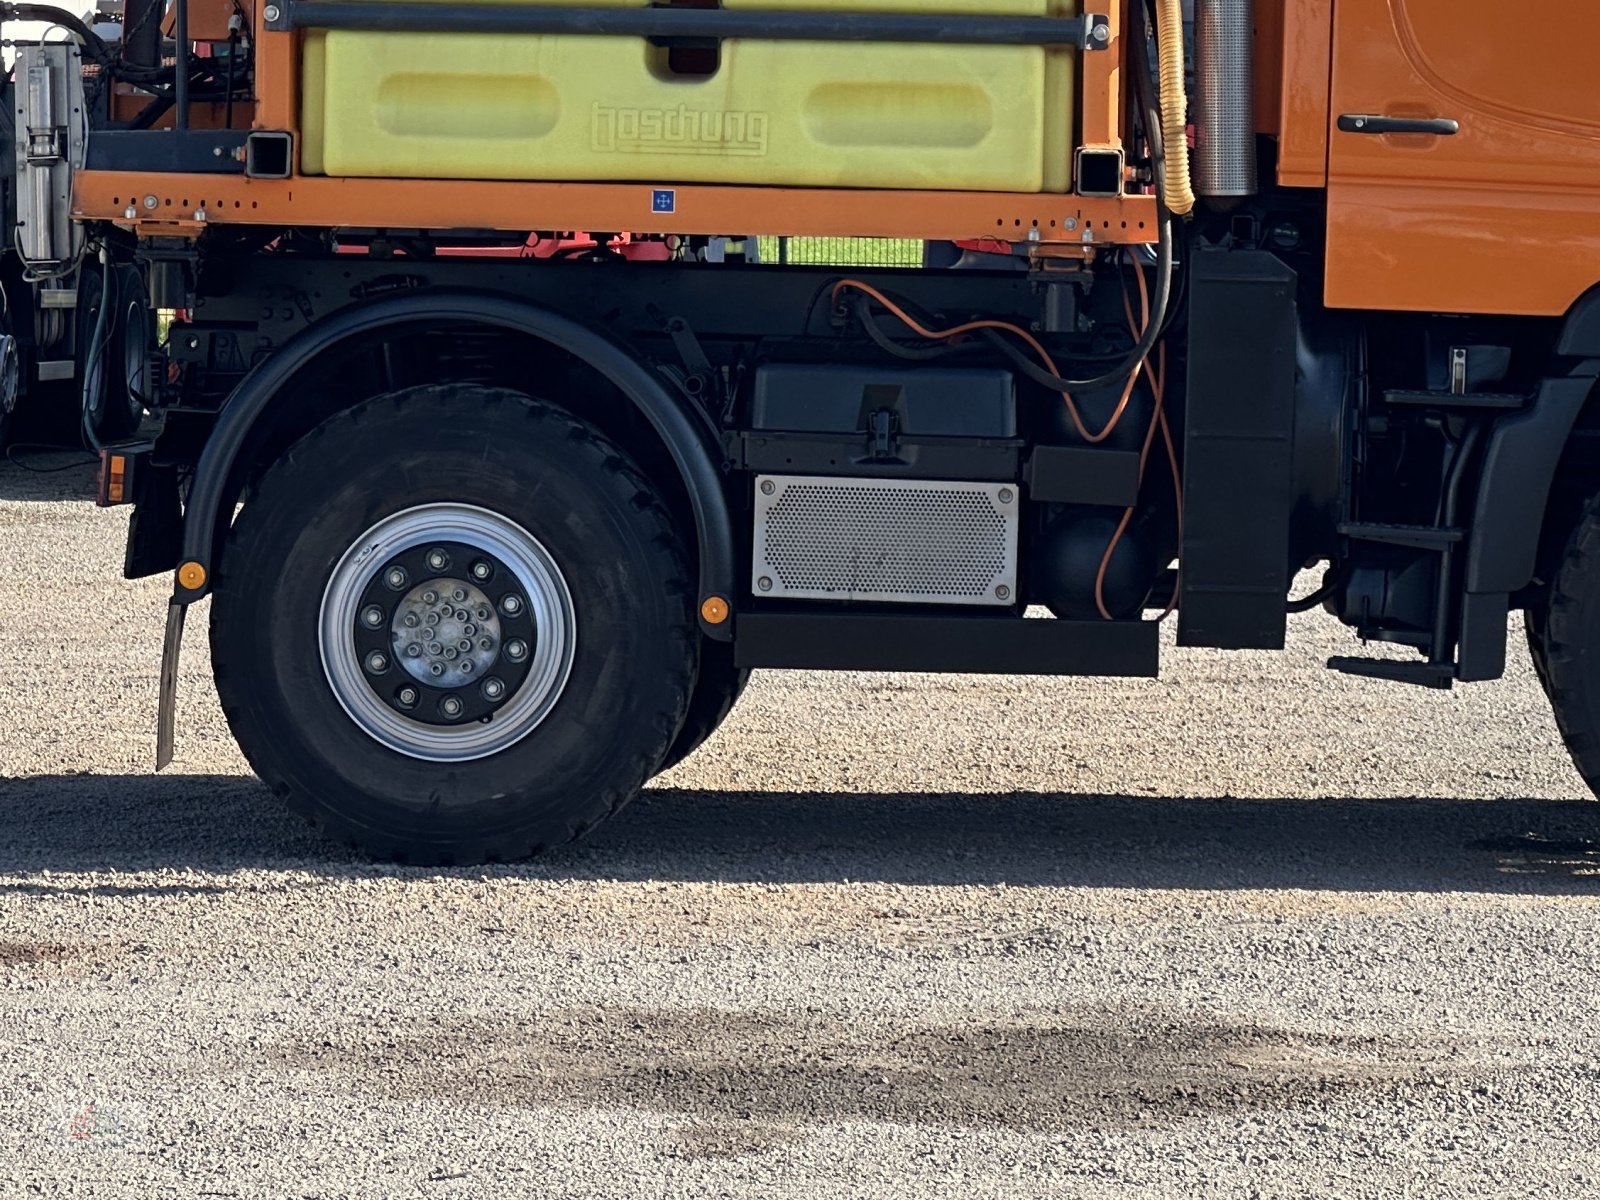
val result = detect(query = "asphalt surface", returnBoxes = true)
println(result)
[2,454,1599,1198]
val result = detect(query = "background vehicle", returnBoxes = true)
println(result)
[4,0,1599,863]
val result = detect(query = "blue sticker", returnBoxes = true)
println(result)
[651,189,677,215]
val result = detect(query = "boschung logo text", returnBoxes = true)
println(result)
[591,103,770,156]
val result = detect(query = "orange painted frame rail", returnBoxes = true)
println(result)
[70,0,1158,247]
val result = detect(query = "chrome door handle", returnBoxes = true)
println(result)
[1338,114,1459,136]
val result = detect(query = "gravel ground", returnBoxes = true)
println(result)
[2,455,1599,1199]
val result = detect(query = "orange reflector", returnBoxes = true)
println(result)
[178,561,208,591]
[700,596,730,625]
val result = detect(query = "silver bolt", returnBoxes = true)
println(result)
[1092,20,1109,43]
[476,606,492,621]
[405,643,423,658]
[471,561,492,581]
[452,588,467,603]
[998,488,1015,504]
[385,567,408,590]
[422,590,438,605]
[482,678,505,701]
[362,605,385,628]
[440,696,463,718]
[403,613,420,628]
[123,206,137,220]
[397,687,418,707]
[366,652,388,674]
[996,584,1012,600]
[760,480,776,496]
[143,194,158,210]
[263,2,280,20]
[757,576,773,592]
[429,663,445,677]
[506,640,527,662]
[502,595,523,616]
[479,637,494,651]
[461,660,475,674]
[426,549,449,571]
[1065,217,1079,231]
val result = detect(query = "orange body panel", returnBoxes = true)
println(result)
[1273,0,1333,189]
[1322,0,1600,317]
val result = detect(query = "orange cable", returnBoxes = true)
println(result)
[832,278,1142,445]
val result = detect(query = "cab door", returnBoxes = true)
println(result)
[1324,0,1600,317]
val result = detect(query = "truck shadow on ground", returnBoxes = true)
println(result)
[1,772,1597,894]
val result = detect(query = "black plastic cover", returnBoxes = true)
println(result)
[751,363,1016,438]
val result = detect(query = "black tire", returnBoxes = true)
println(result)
[655,638,750,774]
[78,265,148,444]
[1538,491,1600,795]
[1526,603,1550,692]
[211,384,695,864]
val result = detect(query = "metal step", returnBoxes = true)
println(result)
[1383,389,1526,411]
[1327,656,1455,690]
[1339,522,1464,551]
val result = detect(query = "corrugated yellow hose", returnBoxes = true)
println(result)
[1153,0,1196,215]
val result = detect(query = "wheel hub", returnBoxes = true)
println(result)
[319,505,575,762]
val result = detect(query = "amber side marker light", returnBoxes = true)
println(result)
[96,448,135,507]
[700,596,730,625]
[178,561,208,591]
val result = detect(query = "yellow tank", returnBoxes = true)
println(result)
[299,0,1078,192]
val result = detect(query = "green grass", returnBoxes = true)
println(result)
[755,236,924,268]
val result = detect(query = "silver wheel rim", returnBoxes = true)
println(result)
[318,503,576,762]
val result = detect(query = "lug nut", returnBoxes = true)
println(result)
[457,639,472,652]
[477,606,492,621]
[461,660,475,674]
[427,641,442,655]
[405,643,423,658]
[463,623,477,637]
[440,696,463,718]
[403,613,420,628]
[482,677,506,701]
[427,549,450,572]
[429,663,445,677]
[396,686,419,708]
[452,588,467,602]
[471,561,493,581]
[479,637,494,651]
[502,594,523,616]
[444,647,459,661]
[454,608,470,622]
[422,589,438,605]
[425,612,440,626]
[362,605,386,628]
[366,652,388,674]
[505,639,527,662]
[385,567,408,590]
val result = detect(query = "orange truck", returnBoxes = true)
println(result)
[2,0,1596,862]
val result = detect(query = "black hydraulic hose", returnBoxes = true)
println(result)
[1,2,177,83]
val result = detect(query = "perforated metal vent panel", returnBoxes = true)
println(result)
[752,475,1018,606]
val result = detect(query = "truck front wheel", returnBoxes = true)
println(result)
[211,385,695,863]
[1535,491,1600,798]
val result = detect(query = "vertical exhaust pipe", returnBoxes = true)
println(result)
[1193,0,1258,199]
